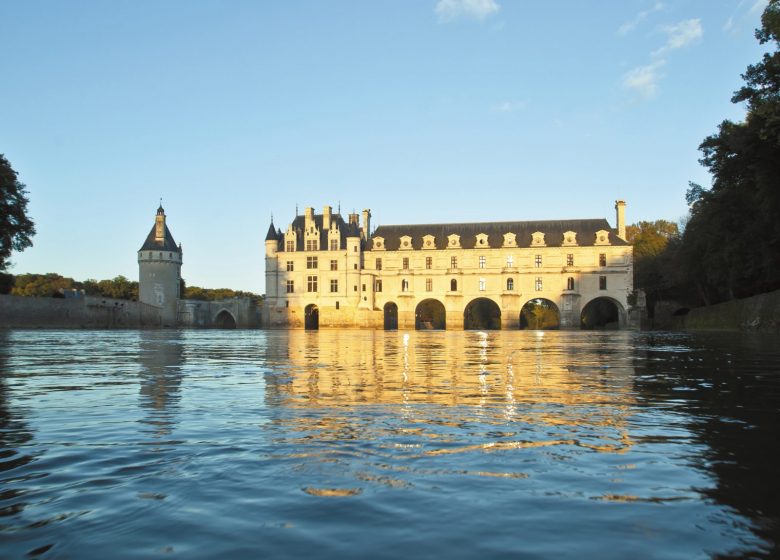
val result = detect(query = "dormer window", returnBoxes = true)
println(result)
[400,235,413,250]
[373,236,385,250]
[562,231,577,246]
[422,234,436,249]
[475,233,489,248]
[448,234,461,248]
[531,231,546,247]
[594,230,611,246]
[503,232,517,247]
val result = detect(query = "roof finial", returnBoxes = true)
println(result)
[270,212,274,224]
[295,203,298,216]
[338,201,341,215]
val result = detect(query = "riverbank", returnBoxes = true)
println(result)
[681,289,780,332]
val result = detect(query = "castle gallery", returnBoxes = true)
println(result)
[263,202,634,330]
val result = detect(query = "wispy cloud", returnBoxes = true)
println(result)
[617,2,664,36]
[435,0,500,22]
[724,0,767,32]
[652,19,703,56]
[622,60,666,98]
[492,100,525,113]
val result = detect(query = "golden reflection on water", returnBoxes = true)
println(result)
[264,329,636,454]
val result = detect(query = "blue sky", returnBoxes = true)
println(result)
[0,0,770,293]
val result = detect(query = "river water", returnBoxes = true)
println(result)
[0,329,778,558]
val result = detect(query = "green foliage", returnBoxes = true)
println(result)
[0,154,36,271]
[182,283,263,304]
[9,273,139,300]
[626,220,682,312]
[520,299,559,330]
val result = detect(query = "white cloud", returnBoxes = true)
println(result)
[435,0,500,22]
[492,100,525,113]
[617,2,664,36]
[749,0,769,15]
[622,60,666,98]
[652,18,703,56]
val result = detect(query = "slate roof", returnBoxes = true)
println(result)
[265,222,280,241]
[370,219,627,250]
[139,224,181,252]
[278,213,362,252]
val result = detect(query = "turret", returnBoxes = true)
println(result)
[138,205,183,327]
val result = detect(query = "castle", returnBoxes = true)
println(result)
[263,202,634,330]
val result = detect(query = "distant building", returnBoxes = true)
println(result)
[263,202,634,330]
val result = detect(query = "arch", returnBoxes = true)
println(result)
[415,299,446,330]
[464,297,501,330]
[305,304,319,330]
[450,278,458,292]
[383,301,399,330]
[519,298,560,330]
[580,297,625,330]
[214,309,237,329]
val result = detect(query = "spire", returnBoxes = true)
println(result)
[265,221,279,241]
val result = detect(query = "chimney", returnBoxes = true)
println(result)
[304,207,314,231]
[615,200,626,241]
[349,212,359,227]
[323,205,332,230]
[361,209,371,240]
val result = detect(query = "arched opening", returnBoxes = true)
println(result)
[464,298,501,330]
[520,298,560,330]
[450,278,458,291]
[384,302,398,330]
[415,299,446,330]
[305,304,319,330]
[214,310,236,329]
[580,297,621,330]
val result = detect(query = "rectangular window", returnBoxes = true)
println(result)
[535,277,543,291]
[286,280,294,293]
[425,256,432,269]
[401,279,409,292]
[330,259,338,271]
[353,285,358,292]
[336,301,340,309]
[506,255,514,267]
[403,257,409,270]
[426,278,432,292]
[567,277,575,291]
[376,258,382,270]
[307,276,318,292]
[353,245,357,252]
[479,278,486,291]
[599,253,607,267]
[567,253,574,267]
[479,256,486,269]
[362,284,366,292]
[330,279,338,293]
[307,256,318,269]
[330,239,339,251]
[599,275,607,290]
[306,239,317,251]
[286,240,294,252]
[375,279,383,292]
[286,261,294,272]
[451,256,457,269]
[535,254,542,268]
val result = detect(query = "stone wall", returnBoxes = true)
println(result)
[682,290,780,332]
[0,294,161,328]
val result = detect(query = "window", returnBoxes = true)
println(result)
[479,278,486,291]
[307,256,318,269]
[286,240,295,252]
[330,239,339,251]
[599,253,607,267]
[535,277,543,291]
[535,254,542,268]
[599,276,607,290]
[450,279,457,291]
[362,284,366,292]
[479,256,486,269]
[567,253,574,267]
[506,278,514,291]
[375,279,383,292]
[285,300,289,308]
[286,280,294,293]
[336,301,340,309]
[426,278,432,292]
[286,261,294,271]
[426,256,432,269]
[159,252,162,259]
[353,285,358,292]
[353,245,357,252]
[401,279,409,292]
[330,259,338,271]
[567,277,575,291]
[307,276,318,292]
[506,255,514,268]
[306,239,317,251]
[330,279,338,293]
[451,256,457,269]
[403,257,409,270]
[376,258,382,270]
[168,252,172,259]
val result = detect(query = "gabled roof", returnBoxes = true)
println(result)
[139,224,180,252]
[370,219,627,250]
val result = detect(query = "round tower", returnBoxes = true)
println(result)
[138,205,183,327]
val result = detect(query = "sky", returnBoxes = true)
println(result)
[0,0,771,294]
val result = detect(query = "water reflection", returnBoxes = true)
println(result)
[138,331,184,437]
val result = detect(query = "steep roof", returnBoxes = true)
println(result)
[370,218,627,250]
[265,222,280,241]
[279,213,362,251]
[139,224,180,252]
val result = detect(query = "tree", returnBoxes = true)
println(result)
[0,154,35,270]
[626,220,681,312]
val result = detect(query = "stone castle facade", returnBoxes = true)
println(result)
[263,202,634,330]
